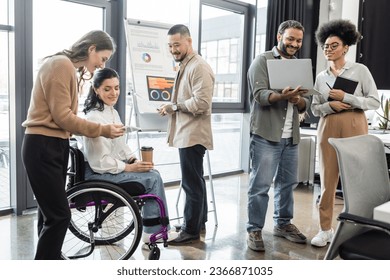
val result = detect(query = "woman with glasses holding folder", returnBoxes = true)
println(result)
[310,19,380,247]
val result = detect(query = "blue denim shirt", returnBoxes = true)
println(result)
[247,46,310,145]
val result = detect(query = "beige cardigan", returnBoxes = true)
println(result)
[23,55,110,139]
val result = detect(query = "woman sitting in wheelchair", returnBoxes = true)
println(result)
[78,67,176,243]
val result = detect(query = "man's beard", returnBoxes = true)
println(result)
[278,41,299,57]
[172,52,184,62]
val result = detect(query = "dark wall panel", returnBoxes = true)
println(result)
[358,0,390,89]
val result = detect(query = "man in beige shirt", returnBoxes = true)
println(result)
[159,24,215,244]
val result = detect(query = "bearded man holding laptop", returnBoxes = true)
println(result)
[246,20,310,252]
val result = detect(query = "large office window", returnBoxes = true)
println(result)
[201,5,244,103]
[0,0,12,210]
[255,0,268,57]
[32,0,104,115]
[5,0,113,214]
[3,0,262,214]
[200,0,254,111]
[125,0,257,182]
[14,0,107,210]
[0,0,8,25]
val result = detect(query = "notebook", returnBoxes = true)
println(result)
[333,76,359,94]
[327,76,359,101]
[267,58,315,91]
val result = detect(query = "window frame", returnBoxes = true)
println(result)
[199,0,256,113]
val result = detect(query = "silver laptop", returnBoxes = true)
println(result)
[267,58,314,91]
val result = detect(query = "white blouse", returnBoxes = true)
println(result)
[80,104,133,174]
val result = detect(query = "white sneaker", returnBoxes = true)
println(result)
[311,229,334,247]
[142,230,179,244]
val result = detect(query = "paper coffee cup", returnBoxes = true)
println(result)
[141,146,153,163]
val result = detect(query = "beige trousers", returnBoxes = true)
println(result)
[317,110,368,230]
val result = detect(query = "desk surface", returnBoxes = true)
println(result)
[368,130,390,146]
[300,128,390,145]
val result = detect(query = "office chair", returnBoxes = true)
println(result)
[325,135,390,260]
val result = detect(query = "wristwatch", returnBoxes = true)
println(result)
[172,103,178,112]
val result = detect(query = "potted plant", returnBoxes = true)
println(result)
[376,95,390,132]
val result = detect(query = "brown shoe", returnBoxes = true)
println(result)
[247,230,265,251]
[273,224,307,244]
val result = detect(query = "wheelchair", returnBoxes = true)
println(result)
[61,145,169,260]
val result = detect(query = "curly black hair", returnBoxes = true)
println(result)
[315,19,361,46]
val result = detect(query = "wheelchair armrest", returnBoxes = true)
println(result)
[338,212,390,234]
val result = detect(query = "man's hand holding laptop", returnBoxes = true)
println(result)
[269,85,308,105]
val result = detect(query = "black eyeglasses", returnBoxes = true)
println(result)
[321,42,340,51]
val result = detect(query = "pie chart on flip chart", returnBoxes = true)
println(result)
[142,53,152,63]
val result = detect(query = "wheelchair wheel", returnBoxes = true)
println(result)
[61,181,142,260]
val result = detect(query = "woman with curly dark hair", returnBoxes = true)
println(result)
[310,19,380,247]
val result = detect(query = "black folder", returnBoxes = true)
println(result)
[328,76,359,101]
[333,76,359,94]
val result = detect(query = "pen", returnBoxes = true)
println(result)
[326,82,333,90]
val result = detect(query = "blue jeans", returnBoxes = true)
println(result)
[84,163,169,234]
[247,134,298,232]
[179,145,207,235]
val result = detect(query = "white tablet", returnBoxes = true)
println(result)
[267,58,314,91]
